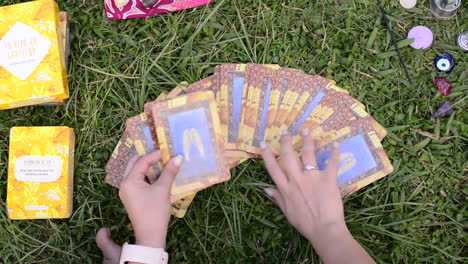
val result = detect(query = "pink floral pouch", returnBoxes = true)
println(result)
[104,0,213,20]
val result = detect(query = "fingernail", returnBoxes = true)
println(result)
[333,142,339,148]
[260,141,267,149]
[105,228,111,237]
[302,128,309,136]
[264,188,274,197]
[174,155,183,166]
[281,130,289,136]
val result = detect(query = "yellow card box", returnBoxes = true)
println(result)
[7,127,75,220]
[0,0,69,110]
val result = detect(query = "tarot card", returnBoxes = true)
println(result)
[267,70,309,150]
[285,93,386,155]
[126,113,162,183]
[263,67,301,144]
[238,64,282,154]
[235,64,254,151]
[171,192,196,218]
[186,75,217,93]
[134,84,184,166]
[187,69,221,109]
[167,81,189,98]
[284,74,360,137]
[313,117,386,149]
[124,86,196,217]
[311,103,386,142]
[216,64,252,158]
[150,91,230,202]
[155,84,198,215]
[314,75,349,95]
[283,75,329,136]
[144,83,186,144]
[156,92,167,100]
[305,75,366,110]
[324,81,365,110]
[224,149,251,158]
[314,127,393,196]
[213,66,222,110]
[237,64,282,151]
[227,157,249,169]
[105,131,138,188]
[270,81,374,154]
[218,63,247,150]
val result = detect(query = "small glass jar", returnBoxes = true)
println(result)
[430,0,461,19]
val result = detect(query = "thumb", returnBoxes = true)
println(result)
[155,155,183,189]
[126,151,162,182]
[264,188,286,211]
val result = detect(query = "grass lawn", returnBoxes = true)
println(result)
[0,0,466,263]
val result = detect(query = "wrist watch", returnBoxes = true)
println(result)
[119,242,168,264]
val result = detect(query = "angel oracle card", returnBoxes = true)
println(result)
[218,63,247,150]
[126,113,162,183]
[150,91,230,199]
[315,127,393,196]
[171,192,196,218]
[105,130,138,188]
[237,64,282,154]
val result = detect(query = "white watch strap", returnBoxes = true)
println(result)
[119,243,168,264]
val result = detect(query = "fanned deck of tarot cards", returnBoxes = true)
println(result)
[105,63,393,218]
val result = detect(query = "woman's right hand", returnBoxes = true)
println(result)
[260,130,375,264]
[260,129,346,243]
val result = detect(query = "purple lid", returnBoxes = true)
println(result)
[408,26,433,49]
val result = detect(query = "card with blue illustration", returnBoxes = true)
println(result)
[218,64,246,149]
[267,69,307,147]
[301,95,387,149]
[236,63,261,151]
[284,76,329,136]
[150,91,230,202]
[237,64,282,154]
[267,71,316,154]
[263,67,303,144]
[127,86,197,218]
[127,114,196,219]
[217,64,252,160]
[314,127,393,197]
[126,113,162,183]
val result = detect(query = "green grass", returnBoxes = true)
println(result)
[0,0,467,263]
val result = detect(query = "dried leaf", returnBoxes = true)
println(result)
[412,129,455,143]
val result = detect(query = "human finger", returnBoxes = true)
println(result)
[264,188,286,211]
[155,155,183,189]
[300,129,318,170]
[126,151,162,182]
[260,141,289,190]
[325,142,341,183]
[280,132,302,179]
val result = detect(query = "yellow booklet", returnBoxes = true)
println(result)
[7,127,75,220]
[0,0,69,109]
